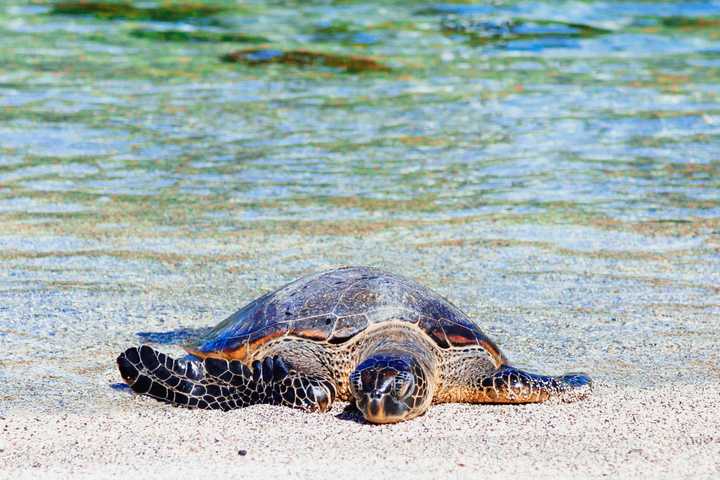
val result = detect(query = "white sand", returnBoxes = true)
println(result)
[2,384,719,479]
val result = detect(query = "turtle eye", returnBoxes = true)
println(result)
[349,371,362,394]
[392,371,414,398]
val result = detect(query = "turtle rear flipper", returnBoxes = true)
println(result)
[117,345,334,412]
[475,365,592,403]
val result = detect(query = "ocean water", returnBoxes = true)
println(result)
[0,0,719,414]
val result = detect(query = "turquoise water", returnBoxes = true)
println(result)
[0,1,719,412]
[1,1,719,226]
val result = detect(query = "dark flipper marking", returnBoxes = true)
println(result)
[117,345,335,412]
[475,365,592,403]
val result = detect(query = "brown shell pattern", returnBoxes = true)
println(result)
[189,266,501,359]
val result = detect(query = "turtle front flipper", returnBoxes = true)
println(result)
[474,365,592,404]
[205,353,336,412]
[117,345,334,412]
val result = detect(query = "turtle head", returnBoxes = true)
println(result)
[349,354,430,424]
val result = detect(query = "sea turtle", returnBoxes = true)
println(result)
[117,266,591,423]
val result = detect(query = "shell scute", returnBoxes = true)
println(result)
[288,314,334,341]
[329,314,368,344]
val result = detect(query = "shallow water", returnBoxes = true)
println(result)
[0,1,719,415]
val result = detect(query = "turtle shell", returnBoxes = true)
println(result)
[187,266,504,364]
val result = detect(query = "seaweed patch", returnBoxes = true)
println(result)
[222,48,391,74]
[130,29,268,44]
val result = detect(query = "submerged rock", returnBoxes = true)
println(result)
[130,29,267,44]
[51,1,223,22]
[222,48,391,74]
[440,17,610,45]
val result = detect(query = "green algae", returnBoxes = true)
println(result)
[129,29,268,44]
[51,1,224,22]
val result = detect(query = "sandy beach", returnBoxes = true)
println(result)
[2,385,719,479]
[2,219,719,479]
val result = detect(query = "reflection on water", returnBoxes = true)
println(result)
[0,0,717,227]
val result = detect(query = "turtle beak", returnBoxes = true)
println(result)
[359,392,409,424]
[368,397,382,418]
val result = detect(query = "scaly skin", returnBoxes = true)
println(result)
[118,323,591,422]
[117,346,335,412]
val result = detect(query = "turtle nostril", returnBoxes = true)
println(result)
[370,391,382,400]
